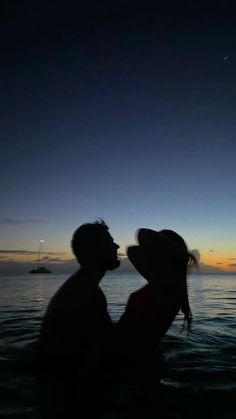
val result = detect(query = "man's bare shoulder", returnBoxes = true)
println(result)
[47,269,96,312]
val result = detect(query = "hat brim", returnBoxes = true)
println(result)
[127,245,158,282]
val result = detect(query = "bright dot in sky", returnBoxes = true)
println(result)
[223,56,229,60]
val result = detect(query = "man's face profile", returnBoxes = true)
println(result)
[98,232,120,270]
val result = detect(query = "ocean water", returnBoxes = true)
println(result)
[0,272,235,418]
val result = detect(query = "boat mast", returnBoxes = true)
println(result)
[37,240,45,268]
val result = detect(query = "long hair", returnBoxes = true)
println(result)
[158,229,198,332]
[180,253,197,332]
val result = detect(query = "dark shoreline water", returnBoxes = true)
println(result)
[0,273,235,418]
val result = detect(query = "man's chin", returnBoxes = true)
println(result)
[108,259,120,270]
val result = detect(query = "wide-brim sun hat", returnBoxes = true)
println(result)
[127,229,191,280]
[138,228,189,258]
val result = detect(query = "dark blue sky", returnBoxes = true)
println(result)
[1,2,236,272]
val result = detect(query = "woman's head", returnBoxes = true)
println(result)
[128,228,197,331]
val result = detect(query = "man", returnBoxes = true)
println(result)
[38,219,119,368]
[36,219,120,416]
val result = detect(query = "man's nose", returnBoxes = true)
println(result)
[115,243,120,250]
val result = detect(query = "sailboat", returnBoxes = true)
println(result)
[29,240,51,274]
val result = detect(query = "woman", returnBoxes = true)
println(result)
[108,229,197,418]
[117,228,197,352]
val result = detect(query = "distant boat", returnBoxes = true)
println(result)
[29,240,51,274]
[29,266,51,274]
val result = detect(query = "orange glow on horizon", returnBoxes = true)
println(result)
[201,250,236,272]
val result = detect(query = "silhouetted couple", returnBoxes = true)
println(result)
[36,219,196,417]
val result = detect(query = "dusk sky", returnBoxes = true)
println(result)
[1,2,236,274]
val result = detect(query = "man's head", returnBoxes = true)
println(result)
[71,219,120,270]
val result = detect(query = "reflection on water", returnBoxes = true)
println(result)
[0,273,235,418]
